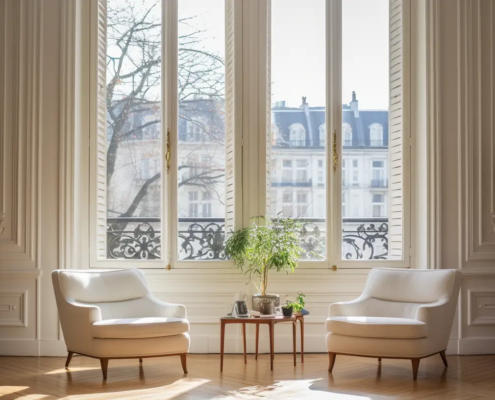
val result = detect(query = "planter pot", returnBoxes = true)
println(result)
[282,306,293,317]
[252,294,280,315]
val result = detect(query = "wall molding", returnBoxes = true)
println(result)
[426,0,442,269]
[467,289,495,326]
[0,290,27,327]
[0,0,42,268]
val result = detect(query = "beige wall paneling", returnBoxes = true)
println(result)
[0,0,43,356]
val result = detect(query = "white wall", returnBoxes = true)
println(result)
[0,0,494,357]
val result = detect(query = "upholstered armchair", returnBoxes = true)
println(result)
[326,268,461,380]
[52,269,190,380]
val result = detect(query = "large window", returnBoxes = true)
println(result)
[92,0,409,268]
[268,0,326,260]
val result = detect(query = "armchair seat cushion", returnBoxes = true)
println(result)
[326,316,427,339]
[92,317,190,339]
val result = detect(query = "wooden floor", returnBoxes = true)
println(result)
[1,353,495,399]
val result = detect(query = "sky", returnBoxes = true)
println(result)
[272,0,389,110]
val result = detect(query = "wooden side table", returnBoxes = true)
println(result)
[220,315,304,371]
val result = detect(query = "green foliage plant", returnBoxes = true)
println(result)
[285,292,306,313]
[224,217,303,296]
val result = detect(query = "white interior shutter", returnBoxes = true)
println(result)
[389,0,403,259]
[224,0,237,237]
[96,0,108,259]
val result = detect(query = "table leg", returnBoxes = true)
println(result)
[269,321,274,371]
[255,324,259,360]
[220,321,225,372]
[292,321,296,366]
[300,317,304,363]
[242,323,247,364]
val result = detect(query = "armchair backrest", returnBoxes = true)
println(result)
[364,268,459,304]
[52,269,150,303]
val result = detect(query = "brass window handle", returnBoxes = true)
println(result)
[332,129,338,173]
[166,129,171,175]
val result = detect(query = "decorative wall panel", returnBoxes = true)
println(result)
[0,0,41,268]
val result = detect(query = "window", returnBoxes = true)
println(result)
[371,160,386,187]
[269,0,326,260]
[289,123,306,146]
[343,123,353,146]
[92,0,408,267]
[369,123,384,146]
[372,194,385,218]
[319,124,325,146]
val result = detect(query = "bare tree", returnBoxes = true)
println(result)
[105,0,226,227]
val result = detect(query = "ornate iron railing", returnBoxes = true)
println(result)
[106,217,388,261]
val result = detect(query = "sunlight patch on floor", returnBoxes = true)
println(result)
[63,378,210,400]
[214,379,373,399]
[44,367,101,375]
[0,386,29,396]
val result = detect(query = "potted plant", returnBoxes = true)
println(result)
[285,292,306,316]
[282,301,293,317]
[225,217,303,315]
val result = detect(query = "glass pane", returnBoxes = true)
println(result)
[341,0,389,260]
[177,0,226,260]
[106,0,162,260]
[269,0,326,260]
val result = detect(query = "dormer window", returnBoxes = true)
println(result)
[318,124,325,146]
[289,123,306,146]
[343,123,352,146]
[369,123,384,146]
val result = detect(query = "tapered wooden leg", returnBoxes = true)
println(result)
[65,351,74,368]
[292,322,296,366]
[411,358,420,380]
[378,357,382,363]
[180,353,188,374]
[139,358,143,363]
[300,317,304,363]
[439,350,448,368]
[242,323,247,364]
[269,321,274,371]
[220,320,225,372]
[255,324,259,360]
[328,352,337,373]
[100,358,109,380]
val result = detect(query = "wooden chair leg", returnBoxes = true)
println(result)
[100,358,109,380]
[378,357,382,362]
[65,351,74,368]
[180,353,188,374]
[139,358,143,363]
[439,350,448,368]
[411,358,420,380]
[328,352,337,373]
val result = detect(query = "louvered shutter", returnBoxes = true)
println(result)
[224,0,236,237]
[96,0,108,259]
[389,0,403,259]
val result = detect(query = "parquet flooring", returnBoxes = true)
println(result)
[1,353,494,399]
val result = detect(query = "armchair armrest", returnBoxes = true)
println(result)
[65,299,102,323]
[144,295,187,319]
[329,295,370,317]
[415,300,449,324]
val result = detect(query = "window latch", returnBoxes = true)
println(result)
[332,129,338,173]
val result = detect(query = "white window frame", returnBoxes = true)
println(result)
[88,0,411,270]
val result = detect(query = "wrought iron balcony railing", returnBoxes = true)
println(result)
[107,217,388,261]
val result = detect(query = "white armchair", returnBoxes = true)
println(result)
[326,268,461,380]
[52,269,190,380]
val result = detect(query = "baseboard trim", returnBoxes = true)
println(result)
[459,338,495,355]
[0,340,40,356]
[446,338,459,355]
[40,340,67,356]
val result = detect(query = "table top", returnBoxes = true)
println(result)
[221,314,303,322]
